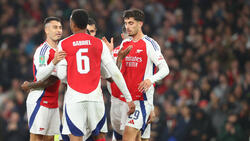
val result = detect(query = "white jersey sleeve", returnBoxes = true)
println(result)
[100,40,126,78]
[34,45,56,81]
[56,40,67,80]
[101,41,132,102]
[101,63,111,79]
[147,39,169,83]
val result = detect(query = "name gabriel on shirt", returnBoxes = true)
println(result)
[73,40,91,46]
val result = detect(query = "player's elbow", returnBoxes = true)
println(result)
[57,73,66,80]
[111,71,122,82]
[57,70,66,80]
[165,65,170,76]
[36,73,45,81]
[160,63,170,77]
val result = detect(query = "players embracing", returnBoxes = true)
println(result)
[23,8,169,141]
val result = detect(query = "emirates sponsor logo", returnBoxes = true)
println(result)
[125,56,142,68]
[125,56,142,62]
[126,62,138,67]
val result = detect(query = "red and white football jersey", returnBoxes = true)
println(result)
[107,46,121,99]
[57,33,114,102]
[111,35,167,105]
[27,41,60,108]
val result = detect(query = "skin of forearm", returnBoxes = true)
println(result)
[106,78,113,83]
[29,76,59,89]
[116,58,123,69]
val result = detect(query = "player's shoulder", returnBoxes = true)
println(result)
[121,37,132,44]
[114,45,121,51]
[58,34,75,45]
[34,42,51,56]
[142,35,160,51]
[120,37,133,48]
[60,33,102,46]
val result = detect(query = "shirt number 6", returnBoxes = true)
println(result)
[76,48,90,74]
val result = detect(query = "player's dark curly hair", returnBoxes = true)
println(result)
[88,18,97,26]
[71,9,89,29]
[123,9,144,22]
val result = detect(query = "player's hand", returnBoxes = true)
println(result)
[105,78,113,83]
[127,101,135,115]
[21,81,30,92]
[53,49,66,65]
[138,79,152,92]
[147,110,155,124]
[117,45,132,61]
[102,37,114,52]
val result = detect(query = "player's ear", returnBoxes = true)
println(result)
[138,21,143,27]
[72,21,77,30]
[95,26,97,32]
[44,26,49,35]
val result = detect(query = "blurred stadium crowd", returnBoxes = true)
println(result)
[0,0,250,141]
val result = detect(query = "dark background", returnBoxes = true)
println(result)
[0,0,250,141]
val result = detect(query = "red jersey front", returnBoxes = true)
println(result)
[111,36,166,104]
[27,42,60,108]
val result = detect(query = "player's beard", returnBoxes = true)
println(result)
[129,30,138,37]
[53,35,61,41]
[128,26,139,37]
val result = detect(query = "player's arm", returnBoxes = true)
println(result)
[102,37,114,52]
[55,41,68,81]
[101,41,132,101]
[138,41,169,93]
[100,63,113,82]
[35,49,66,81]
[21,76,59,92]
[103,36,132,69]
[56,59,67,80]
[101,37,115,82]
[116,45,132,69]
[101,41,135,114]
[147,106,156,124]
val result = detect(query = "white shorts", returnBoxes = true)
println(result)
[110,97,128,140]
[110,97,152,140]
[62,101,107,138]
[26,103,60,135]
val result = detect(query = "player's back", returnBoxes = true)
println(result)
[59,33,103,94]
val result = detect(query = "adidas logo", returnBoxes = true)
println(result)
[128,120,134,124]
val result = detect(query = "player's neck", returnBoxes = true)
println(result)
[74,29,87,34]
[132,31,144,42]
[46,38,58,49]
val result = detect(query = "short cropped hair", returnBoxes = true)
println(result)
[71,9,88,29]
[88,18,97,26]
[44,17,61,26]
[123,9,144,22]
[122,25,126,33]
